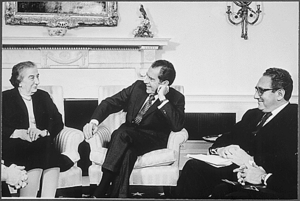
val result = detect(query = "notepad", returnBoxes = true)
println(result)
[187,154,232,168]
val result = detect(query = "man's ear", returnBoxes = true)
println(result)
[161,80,169,86]
[276,89,285,101]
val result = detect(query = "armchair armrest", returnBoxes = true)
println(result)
[86,125,111,165]
[167,128,189,153]
[54,126,84,163]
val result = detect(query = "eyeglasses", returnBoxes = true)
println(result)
[255,86,277,96]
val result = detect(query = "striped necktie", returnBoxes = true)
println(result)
[134,94,155,125]
[252,112,272,136]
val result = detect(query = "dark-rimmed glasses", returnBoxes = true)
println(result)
[255,86,277,96]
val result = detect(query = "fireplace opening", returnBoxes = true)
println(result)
[64,99,98,176]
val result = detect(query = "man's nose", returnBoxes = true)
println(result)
[34,77,40,84]
[143,76,149,83]
[254,90,259,99]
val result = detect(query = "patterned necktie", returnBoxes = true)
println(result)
[252,112,272,136]
[134,94,155,125]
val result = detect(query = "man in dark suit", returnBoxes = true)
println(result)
[174,67,297,199]
[83,60,185,198]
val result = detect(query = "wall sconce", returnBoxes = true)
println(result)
[226,1,261,40]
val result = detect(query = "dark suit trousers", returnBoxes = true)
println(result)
[175,159,282,199]
[102,123,166,197]
[1,182,11,197]
[174,159,238,199]
[211,182,281,199]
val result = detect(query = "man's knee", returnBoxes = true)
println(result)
[183,159,208,172]
[111,129,133,145]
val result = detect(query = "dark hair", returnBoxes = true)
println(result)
[10,61,36,88]
[151,60,176,85]
[263,67,293,101]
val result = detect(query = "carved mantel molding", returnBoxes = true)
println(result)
[2,37,170,76]
[2,37,170,48]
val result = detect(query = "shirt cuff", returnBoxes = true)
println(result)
[90,119,99,126]
[264,173,272,185]
[10,131,16,138]
[158,99,169,109]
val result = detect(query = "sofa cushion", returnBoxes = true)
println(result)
[134,148,176,169]
[91,148,176,169]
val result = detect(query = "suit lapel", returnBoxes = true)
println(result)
[142,99,160,118]
[132,91,148,118]
[261,103,290,130]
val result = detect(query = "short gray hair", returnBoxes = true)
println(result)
[10,61,36,88]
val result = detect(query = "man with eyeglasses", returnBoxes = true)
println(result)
[173,68,297,199]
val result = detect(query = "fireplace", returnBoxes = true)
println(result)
[2,37,170,99]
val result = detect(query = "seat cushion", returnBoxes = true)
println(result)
[134,148,176,169]
[91,148,176,169]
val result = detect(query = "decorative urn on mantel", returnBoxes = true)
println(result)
[46,16,79,36]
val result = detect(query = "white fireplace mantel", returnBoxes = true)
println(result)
[2,37,170,74]
[2,37,171,98]
[2,36,170,47]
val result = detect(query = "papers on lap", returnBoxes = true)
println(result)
[187,154,232,167]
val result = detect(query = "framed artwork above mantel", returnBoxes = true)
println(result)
[4,1,119,28]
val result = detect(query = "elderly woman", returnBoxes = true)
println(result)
[2,61,72,198]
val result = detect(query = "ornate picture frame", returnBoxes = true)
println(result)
[4,1,118,28]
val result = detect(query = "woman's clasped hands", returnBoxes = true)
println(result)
[11,128,48,142]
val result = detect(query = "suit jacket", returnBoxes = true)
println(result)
[91,80,185,142]
[211,103,298,198]
[2,88,64,143]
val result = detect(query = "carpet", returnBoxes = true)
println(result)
[129,186,166,198]
[79,185,170,199]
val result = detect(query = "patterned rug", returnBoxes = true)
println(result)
[80,185,169,199]
[129,186,166,198]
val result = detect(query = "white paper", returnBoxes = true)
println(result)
[187,154,232,168]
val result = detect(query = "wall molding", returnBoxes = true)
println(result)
[185,94,298,121]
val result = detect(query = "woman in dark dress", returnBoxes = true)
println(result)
[2,61,65,197]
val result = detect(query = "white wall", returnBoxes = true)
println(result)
[2,2,298,120]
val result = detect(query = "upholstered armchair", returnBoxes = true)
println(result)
[86,85,188,194]
[2,86,84,196]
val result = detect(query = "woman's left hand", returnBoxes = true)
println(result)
[27,128,47,141]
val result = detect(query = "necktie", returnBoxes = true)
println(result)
[252,112,272,136]
[134,94,155,125]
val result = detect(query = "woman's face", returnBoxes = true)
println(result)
[19,67,40,95]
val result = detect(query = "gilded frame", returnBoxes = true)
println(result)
[4,2,118,28]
